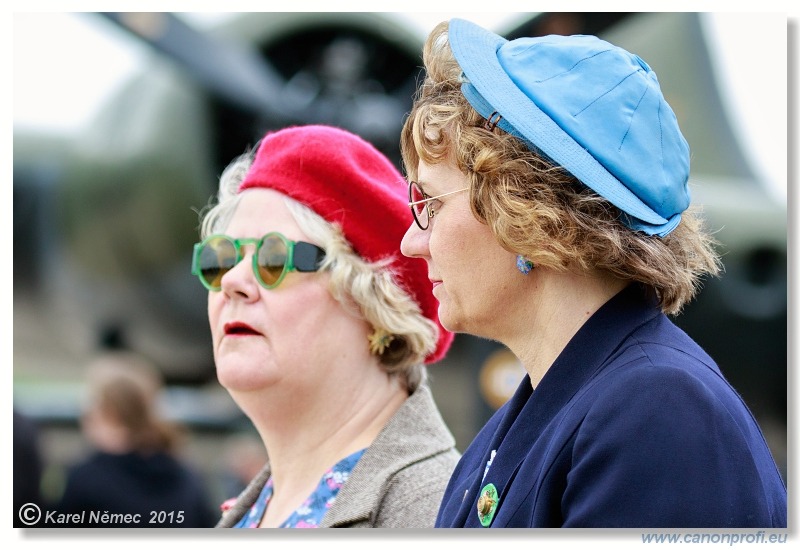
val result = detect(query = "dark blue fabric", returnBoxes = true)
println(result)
[55,450,218,527]
[437,284,787,528]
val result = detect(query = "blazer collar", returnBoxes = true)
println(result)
[322,382,456,526]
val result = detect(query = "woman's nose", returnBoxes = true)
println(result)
[401,221,430,260]
[220,252,260,300]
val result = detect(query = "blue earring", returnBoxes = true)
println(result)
[516,255,534,275]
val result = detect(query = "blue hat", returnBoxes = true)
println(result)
[448,18,691,237]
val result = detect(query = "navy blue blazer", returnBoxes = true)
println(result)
[437,284,786,528]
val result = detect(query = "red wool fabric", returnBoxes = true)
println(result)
[239,125,453,364]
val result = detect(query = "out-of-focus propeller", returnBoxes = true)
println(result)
[98,12,297,124]
[97,12,409,149]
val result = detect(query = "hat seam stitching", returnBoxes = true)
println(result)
[619,84,650,153]
[574,70,638,118]
[536,48,613,84]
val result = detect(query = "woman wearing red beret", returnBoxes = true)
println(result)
[193,125,458,528]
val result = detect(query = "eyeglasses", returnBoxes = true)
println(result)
[408,181,468,230]
[191,232,326,291]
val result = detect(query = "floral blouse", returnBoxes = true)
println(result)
[232,448,366,528]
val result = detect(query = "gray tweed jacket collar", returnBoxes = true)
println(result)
[216,382,455,527]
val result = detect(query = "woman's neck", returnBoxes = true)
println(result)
[505,270,628,389]
[237,365,408,527]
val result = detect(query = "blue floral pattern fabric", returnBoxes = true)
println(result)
[232,448,366,528]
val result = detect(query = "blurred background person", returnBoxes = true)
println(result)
[54,352,217,527]
[196,124,458,528]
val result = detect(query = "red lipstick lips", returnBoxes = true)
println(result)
[224,322,260,336]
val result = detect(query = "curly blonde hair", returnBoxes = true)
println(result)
[401,22,722,315]
[198,153,437,392]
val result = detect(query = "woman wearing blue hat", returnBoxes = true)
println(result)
[400,19,786,528]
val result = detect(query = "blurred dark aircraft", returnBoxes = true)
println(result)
[13,12,786,470]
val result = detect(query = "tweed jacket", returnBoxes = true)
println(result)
[437,284,787,528]
[217,382,459,528]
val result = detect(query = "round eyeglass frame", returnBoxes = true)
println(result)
[407,181,468,230]
[191,231,325,291]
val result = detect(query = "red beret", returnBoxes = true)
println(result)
[239,125,453,364]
